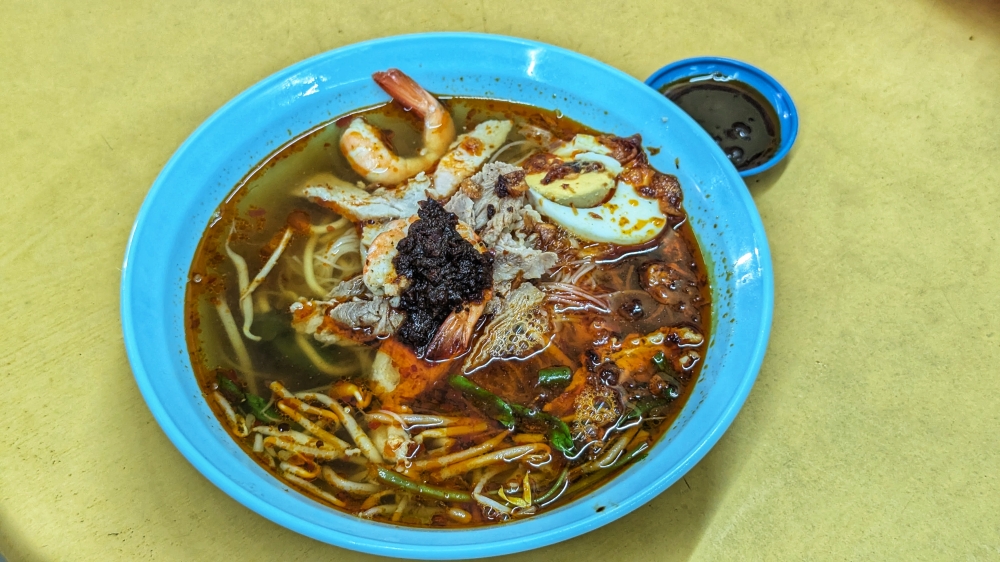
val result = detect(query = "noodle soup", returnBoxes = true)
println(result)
[185,69,710,527]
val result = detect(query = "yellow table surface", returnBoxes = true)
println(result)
[2,0,999,560]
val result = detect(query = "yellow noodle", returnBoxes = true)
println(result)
[433,443,550,480]
[294,333,357,377]
[301,232,327,296]
[416,423,490,441]
[280,459,321,479]
[262,436,346,461]
[511,433,547,444]
[359,490,396,510]
[275,401,350,451]
[408,431,509,472]
[278,396,340,427]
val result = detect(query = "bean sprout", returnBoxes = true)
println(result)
[223,226,258,341]
[322,466,380,495]
[284,472,346,507]
[408,431,509,472]
[241,227,293,300]
[433,443,550,480]
[473,466,511,516]
[212,298,252,375]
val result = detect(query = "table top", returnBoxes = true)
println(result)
[2,1,998,560]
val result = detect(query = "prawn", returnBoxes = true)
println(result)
[340,69,456,185]
[424,289,493,361]
[374,337,455,409]
[302,119,513,222]
[371,282,493,407]
[430,119,512,198]
[364,217,491,364]
[362,217,415,297]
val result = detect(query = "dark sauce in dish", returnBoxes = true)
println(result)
[660,75,780,171]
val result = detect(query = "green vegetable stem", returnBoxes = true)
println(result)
[245,392,283,423]
[652,351,671,373]
[375,466,472,502]
[510,404,575,455]
[537,365,572,388]
[534,467,569,505]
[215,373,282,423]
[448,375,575,455]
[448,375,516,429]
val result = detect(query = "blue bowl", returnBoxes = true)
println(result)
[121,33,773,558]
[645,56,799,177]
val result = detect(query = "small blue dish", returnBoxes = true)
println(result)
[645,57,798,177]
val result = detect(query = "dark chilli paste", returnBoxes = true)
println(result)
[394,199,493,351]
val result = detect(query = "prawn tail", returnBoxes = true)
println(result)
[424,291,491,361]
[372,69,440,119]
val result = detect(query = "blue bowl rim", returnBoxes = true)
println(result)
[120,32,774,558]
[644,55,799,177]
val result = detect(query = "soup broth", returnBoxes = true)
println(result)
[186,84,711,527]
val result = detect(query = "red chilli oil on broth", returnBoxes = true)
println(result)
[184,69,711,528]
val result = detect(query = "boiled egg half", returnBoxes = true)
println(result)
[526,135,668,245]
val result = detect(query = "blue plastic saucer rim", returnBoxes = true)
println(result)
[645,56,799,177]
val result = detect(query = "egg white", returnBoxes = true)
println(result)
[528,180,667,245]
